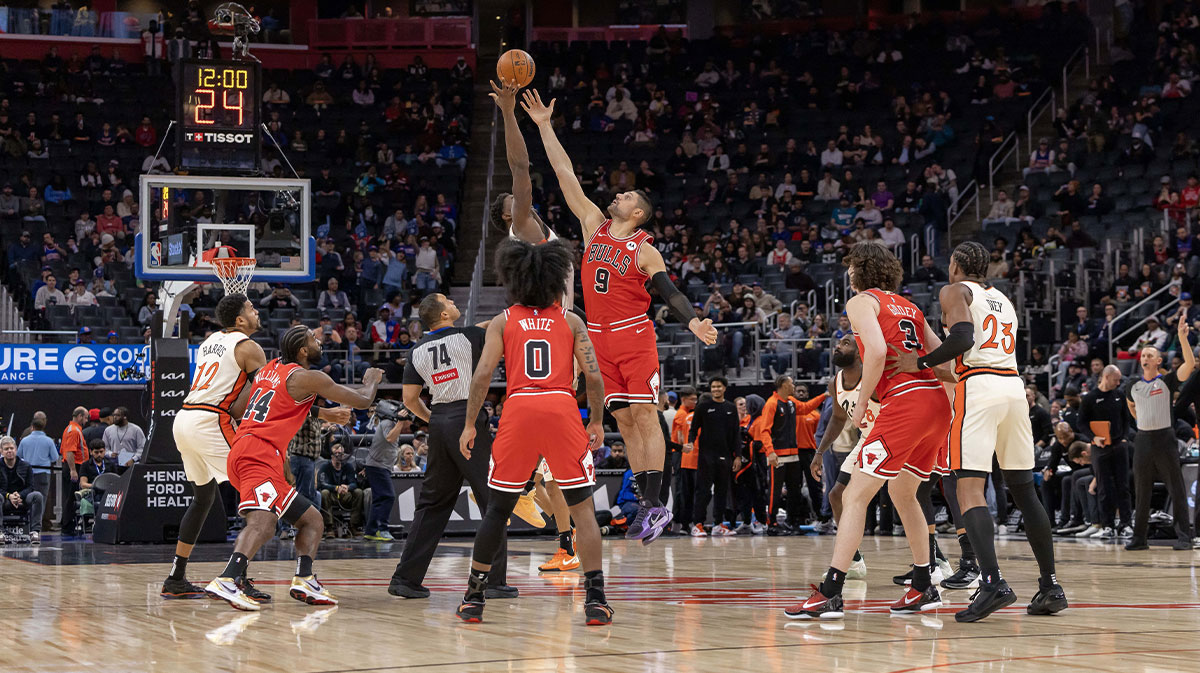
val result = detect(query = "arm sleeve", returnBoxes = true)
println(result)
[917,321,974,369]
[651,271,698,325]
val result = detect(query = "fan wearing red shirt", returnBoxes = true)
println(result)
[204,326,384,612]
[523,89,718,544]
[1180,174,1200,210]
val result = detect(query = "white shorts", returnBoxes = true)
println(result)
[949,374,1034,473]
[173,408,236,484]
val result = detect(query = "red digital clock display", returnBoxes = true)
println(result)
[180,61,258,130]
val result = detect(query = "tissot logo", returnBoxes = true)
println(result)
[160,390,185,398]
[189,132,254,144]
[162,372,185,380]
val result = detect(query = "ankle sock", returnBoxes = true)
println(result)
[296,555,314,577]
[912,563,931,592]
[221,552,248,579]
[169,554,188,581]
[820,567,846,597]
[559,530,575,556]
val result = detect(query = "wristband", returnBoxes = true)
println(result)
[916,356,931,370]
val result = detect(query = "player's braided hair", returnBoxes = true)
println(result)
[280,325,309,364]
[844,240,904,293]
[489,193,511,232]
[952,241,990,279]
[495,237,570,309]
[215,293,248,329]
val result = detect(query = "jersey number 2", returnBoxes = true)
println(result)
[190,362,219,391]
[525,340,551,379]
[980,314,1016,353]
[898,319,922,351]
[242,389,275,422]
[593,267,610,294]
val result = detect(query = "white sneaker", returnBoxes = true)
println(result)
[712,524,736,537]
[935,557,953,582]
[205,577,262,611]
[750,522,766,535]
[1093,526,1116,539]
[733,523,751,535]
[30,531,40,546]
[690,524,708,537]
[1119,526,1134,539]
[996,524,1009,535]
[1074,524,1101,538]
[847,556,868,580]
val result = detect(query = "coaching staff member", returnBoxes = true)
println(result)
[388,293,517,599]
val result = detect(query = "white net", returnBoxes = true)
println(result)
[211,257,257,295]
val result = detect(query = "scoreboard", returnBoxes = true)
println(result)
[175,59,261,174]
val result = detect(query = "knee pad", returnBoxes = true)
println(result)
[484,489,522,521]
[562,485,594,507]
[1002,469,1035,490]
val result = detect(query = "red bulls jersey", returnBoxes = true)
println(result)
[582,220,653,327]
[503,304,576,395]
[855,289,941,401]
[234,359,316,453]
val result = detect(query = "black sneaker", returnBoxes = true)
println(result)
[160,577,207,599]
[1124,538,1149,551]
[484,584,519,599]
[892,566,914,586]
[954,581,1017,623]
[1026,584,1068,615]
[238,577,272,603]
[1173,538,1193,551]
[940,558,981,590]
[890,586,943,614]
[387,578,431,599]
[584,600,614,626]
[456,599,484,623]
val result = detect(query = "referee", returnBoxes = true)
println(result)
[388,293,516,599]
[1124,336,1194,551]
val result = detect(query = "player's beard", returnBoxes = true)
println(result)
[307,343,323,364]
[831,350,857,368]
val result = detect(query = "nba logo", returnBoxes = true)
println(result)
[149,241,161,267]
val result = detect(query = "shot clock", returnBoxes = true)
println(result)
[175,59,262,174]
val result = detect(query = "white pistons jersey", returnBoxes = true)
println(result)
[954,280,1020,375]
[509,223,574,307]
[184,329,251,410]
[834,369,880,450]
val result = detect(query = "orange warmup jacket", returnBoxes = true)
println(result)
[672,407,698,470]
[753,392,828,458]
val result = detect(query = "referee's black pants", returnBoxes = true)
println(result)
[393,405,508,586]
[1132,429,1192,542]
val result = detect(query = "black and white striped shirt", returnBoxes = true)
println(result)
[402,326,486,407]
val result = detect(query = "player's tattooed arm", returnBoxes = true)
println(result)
[567,312,605,449]
[461,315,507,458]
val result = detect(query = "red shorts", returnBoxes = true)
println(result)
[227,434,299,516]
[490,391,595,492]
[858,386,952,481]
[587,319,660,408]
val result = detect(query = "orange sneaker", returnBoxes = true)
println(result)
[538,548,581,572]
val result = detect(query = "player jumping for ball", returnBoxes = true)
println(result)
[456,238,612,625]
[522,89,718,544]
[205,326,384,611]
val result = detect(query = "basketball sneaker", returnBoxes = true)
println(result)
[750,521,766,535]
[1026,584,1068,616]
[711,523,736,536]
[625,505,672,543]
[1093,526,1117,539]
[160,577,207,599]
[784,585,844,620]
[934,557,953,583]
[890,586,943,614]
[1172,538,1193,550]
[954,581,1017,623]
[484,584,519,599]
[690,523,708,537]
[205,577,262,612]
[940,558,980,590]
[893,564,945,586]
[364,530,395,542]
[511,493,546,528]
[847,556,868,580]
[456,599,485,623]
[387,578,431,598]
[539,548,581,572]
[289,575,338,606]
[892,567,913,585]
[238,577,272,603]
[1074,524,1101,538]
[584,600,614,626]
[1124,538,1149,551]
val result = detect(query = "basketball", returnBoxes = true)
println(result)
[496,49,535,88]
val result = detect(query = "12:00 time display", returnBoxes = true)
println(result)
[181,61,258,130]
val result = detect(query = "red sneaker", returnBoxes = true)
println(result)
[890,586,943,614]
[784,585,844,620]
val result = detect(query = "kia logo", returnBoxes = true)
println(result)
[162,372,185,380]
[159,409,177,417]
[160,390,184,398]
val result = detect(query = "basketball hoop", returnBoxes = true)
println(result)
[210,257,257,295]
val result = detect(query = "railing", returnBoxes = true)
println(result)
[466,94,501,325]
[1106,281,1182,362]
[988,132,1021,205]
[946,179,981,244]
[0,287,30,344]
[308,18,472,48]
[1061,45,1090,105]
[1025,87,1056,158]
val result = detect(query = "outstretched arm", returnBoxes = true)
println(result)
[460,315,506,458]
[289,366,383,410]
[521,89,606,238]
[491,79,540,243]
[567,312,605,450]
[639,241,718,345]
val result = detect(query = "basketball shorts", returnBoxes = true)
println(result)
[490,392,595,492]
[587,320,660,408]
[227,434,299,516]
[858,387,952,481]
[838,442,861,484]
[949,373,1034,473]
[174,408,236,485]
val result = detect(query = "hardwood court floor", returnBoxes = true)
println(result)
[2,533,1198,673]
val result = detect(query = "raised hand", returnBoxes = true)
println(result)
[489,78,519,113]
[520,89,556,125]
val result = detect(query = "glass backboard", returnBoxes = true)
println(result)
[135,174,314,282]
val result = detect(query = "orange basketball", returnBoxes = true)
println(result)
[496,49,536,88]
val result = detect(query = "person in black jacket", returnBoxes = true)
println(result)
[0,435,45,544]
[1041,422,1092,533]
[317,443,364,536]
[1078,365,1133,538]
[687,377,740,537]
